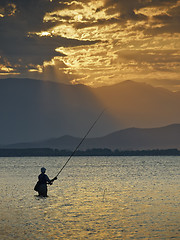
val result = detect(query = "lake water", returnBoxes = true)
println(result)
[0,156,179,239]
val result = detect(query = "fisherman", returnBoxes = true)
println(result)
[36,167,57,197]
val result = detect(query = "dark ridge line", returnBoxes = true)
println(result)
[0,148,179,157]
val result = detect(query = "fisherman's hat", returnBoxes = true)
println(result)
[41,167,46,173]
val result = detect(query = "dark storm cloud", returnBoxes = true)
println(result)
[151,5,180,34]
[101,0,179,33]
[103,0,146,20]
[0,0,65,29]
[0,0,97,75]
[72,0,179,35]
[103,0,178,14]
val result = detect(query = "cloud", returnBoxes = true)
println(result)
[0,0,98,83]
[116,50,180,63]
[0,0,179,89]
[103,0,178,15]
[150,5,180,34]
[101,0,180,35]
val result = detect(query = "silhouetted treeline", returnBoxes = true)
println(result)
[0,148,180,157]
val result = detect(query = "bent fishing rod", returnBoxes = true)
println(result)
[54,109,105,179]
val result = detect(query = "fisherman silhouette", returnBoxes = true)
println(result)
[34,167,57,197]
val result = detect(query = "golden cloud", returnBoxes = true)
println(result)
[0,0,179,89]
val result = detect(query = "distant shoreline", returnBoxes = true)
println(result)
[0,148,180,157]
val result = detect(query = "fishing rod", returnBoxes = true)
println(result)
[55,109,105,178]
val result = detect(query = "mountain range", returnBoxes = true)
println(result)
[4,124,180,150]
[0,78,180,145]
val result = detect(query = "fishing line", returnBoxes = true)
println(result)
[55,109,106,178]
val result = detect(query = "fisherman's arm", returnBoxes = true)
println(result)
[50,176,57,184]
[46,175,57,185]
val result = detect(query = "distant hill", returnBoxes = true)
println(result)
[0,78,180,144]
[5,124,180,150]
[0,78,117,144]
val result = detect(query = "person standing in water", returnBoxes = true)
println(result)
[37,167,57,197]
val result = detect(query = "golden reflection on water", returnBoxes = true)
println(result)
[0,156,180,239]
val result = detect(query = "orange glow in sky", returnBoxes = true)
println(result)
[0,0,180,90]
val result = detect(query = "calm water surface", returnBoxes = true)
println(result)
[0,156,180,239]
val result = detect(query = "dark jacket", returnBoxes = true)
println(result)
[38,173,51,185]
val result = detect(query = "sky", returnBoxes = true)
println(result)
[0,0,180,91]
